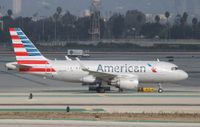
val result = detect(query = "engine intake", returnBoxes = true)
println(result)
[110,78,139,90]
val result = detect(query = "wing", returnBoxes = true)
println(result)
[76,58,136,82]
[84,68,116,81]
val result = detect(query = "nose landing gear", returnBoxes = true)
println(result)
[158,84,164,93]
[118,88,123,93]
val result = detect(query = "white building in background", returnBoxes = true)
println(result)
[13,0,22,15]
[83,9,91,17]
[145,14,167,24]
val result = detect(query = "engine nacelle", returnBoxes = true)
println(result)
[81,75,96,83]
[110,78,139,90]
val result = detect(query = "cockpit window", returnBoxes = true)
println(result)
[171,67,178,71]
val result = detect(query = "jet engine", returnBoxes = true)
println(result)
[110,78,139,90]
[81,75,96,83]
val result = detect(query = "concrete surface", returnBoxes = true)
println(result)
[0,120,199,127]
[0,92,199,113]
[0,52,199,113]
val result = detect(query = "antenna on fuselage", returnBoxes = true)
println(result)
[76,57,89,71]
[75,57,80,61]
[65,56,72,61]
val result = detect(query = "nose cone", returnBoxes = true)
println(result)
[179,70,189,80]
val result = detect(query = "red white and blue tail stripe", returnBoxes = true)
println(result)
[9,28,56,73]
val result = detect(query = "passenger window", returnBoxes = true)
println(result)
[171,67,178,71]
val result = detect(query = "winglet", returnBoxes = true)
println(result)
[76,57,89,71]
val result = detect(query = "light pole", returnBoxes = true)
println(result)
[40,16,46,41]
[0,21,3,31]
[54,19,57,41]
[132,27,136,39]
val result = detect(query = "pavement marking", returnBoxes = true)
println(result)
[0,104,200,106]
[85,107,93,111]
[0,94,200,98]
[0,108,105,112]
[98,94,107,97]
[0,119,199,127]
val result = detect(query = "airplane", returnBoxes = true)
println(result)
[6,28,188,93]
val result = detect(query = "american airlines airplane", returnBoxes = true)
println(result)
[6,28,188,93]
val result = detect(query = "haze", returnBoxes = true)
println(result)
[0,0,200,17]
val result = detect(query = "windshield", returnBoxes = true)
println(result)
[171,67,178,71]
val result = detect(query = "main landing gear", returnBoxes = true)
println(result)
[96,82,105,93]
[118,88,123,93]
[96,87,106,93]
[88,85,110,93]
[158,84,164,93]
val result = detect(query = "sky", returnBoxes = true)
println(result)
[0,0,200,18]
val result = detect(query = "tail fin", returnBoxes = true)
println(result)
[9,28,55,73]
[9,28,48,65]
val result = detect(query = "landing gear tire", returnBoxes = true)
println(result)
[158,83,164,93]
[118,88,123,93]
[158,88,164,93]
[96,87,105,93]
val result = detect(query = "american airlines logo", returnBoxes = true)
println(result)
[97,64,146,73]
[147,63,157,73]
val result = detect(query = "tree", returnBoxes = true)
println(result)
[175,14,181,25]
[52,7,63,40]
[141,22,165,38]
[197,22,200,39]
[183,12,188,20]
[76,17,90,40]
[125,10,146,29]
[155,15,160,24]
[61,11,77,40]
[7,9,13,17]
[192,17,198,27]
[56,6,62,16]
[124,10,146,37]
[192,17,198,39]
[165,11,170,39]
[109,13,125,38]
[181,12,188,25]
[165,11,170,23]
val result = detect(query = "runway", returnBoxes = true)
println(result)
[0,120,199,127]
[0,92,199,113]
